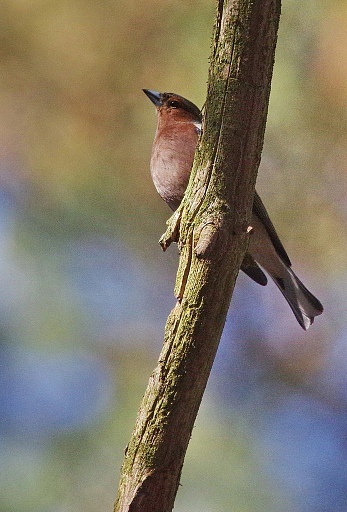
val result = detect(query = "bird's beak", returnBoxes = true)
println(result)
[143,89,162,107]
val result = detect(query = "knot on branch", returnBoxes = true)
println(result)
[194,220,223,259]
[195,217,252,259]
[159,210,182,251]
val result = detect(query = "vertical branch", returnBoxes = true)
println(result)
[114,1,281,511]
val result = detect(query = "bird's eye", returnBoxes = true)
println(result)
[168,100,180,108]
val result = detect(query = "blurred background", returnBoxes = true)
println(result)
[0,0,347,510]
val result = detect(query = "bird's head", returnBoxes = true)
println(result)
[143,89,202,127]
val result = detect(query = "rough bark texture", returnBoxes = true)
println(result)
[114,0,281,511]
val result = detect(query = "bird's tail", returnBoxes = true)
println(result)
[272,265,323,330]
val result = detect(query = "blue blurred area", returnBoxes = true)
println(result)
[65,236,173,344]
[208,275,347,511]
[0,348,114,436]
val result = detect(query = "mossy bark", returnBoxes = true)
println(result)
[114,0,281,510]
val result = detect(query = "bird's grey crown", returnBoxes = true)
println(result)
[161,92,202,122]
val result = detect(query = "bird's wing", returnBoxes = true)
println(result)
[194,122,202,135]
[253,191,291,267]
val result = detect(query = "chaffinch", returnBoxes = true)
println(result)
[143,89,323,329]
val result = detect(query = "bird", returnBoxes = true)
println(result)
[143,89,323,330]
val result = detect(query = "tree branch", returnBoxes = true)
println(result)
[114,0,281,510]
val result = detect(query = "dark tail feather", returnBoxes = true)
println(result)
[273,267,323,330]
[241,253,268,286]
